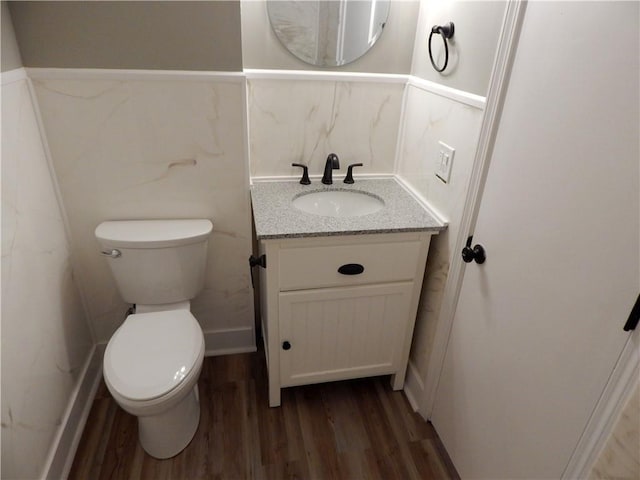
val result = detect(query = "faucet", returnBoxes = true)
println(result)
[321,153,340,185]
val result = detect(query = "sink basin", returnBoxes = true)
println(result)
[292,190,384,217]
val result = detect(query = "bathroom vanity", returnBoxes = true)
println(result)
[250,179,445,407]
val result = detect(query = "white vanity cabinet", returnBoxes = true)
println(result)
[258,231,434,407]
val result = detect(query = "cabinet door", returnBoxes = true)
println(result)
[279,282,413,387]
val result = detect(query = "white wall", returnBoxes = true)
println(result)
[1,71,93,479]
[411,0,506,96]
[31,73,255,350]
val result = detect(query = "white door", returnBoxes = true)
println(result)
[431,2,639,478]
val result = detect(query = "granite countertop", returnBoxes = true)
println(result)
[250,178,447,239]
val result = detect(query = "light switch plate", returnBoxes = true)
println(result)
[435,141,455,183]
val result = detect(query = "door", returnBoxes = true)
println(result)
[431,2,639,478]
[279,282,413,386]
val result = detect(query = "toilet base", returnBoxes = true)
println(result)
[138,385,201,459]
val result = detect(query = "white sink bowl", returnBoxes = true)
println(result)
[292,190,384,217]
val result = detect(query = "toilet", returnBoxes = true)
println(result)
[94,219,213,459]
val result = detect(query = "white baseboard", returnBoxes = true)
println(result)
[403,360,425,415]
[42,344,104,480]
[203,326,256,356]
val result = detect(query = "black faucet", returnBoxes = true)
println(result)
[321,153,340,185]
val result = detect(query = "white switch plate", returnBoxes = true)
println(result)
[435,141,455,183]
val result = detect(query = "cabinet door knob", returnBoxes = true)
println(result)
[282,341,291,350]
[338,263,365,275]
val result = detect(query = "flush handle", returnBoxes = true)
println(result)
[100,249,121,258]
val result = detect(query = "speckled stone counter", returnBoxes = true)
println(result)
[251,178,446,239]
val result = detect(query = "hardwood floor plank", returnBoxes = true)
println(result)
[322,380,372,454]
[97,407,138,480]
[351,380,411,479]
[294,384,342,479]
[280,388,311,475]
[255,381,288,466]
[246,378,265,479]
[70,352,459,480]
[68,397,117,480]
[126,443,145,480]
[381,381,435,441]
[139,453,173,480]
[408,438,455,479]
[221,380,250,479]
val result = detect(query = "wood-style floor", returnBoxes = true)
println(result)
[69,351,459,479]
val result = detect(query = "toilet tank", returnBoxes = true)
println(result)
[95,219,213,305]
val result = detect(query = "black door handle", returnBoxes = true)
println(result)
[461,236,486,264]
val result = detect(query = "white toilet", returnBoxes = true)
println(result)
[94,219,213,459]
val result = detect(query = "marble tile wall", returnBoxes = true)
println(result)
[589,380,640,479]
[31,76,254,344]
[1,74,93,479]
[248,79,404,178]
[397,85,484,377]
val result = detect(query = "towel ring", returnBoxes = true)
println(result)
[428,22,455,73]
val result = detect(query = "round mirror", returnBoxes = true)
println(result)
[267,0,390,67]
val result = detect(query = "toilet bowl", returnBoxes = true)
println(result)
[103,308,205,458]
[95,219,213,459]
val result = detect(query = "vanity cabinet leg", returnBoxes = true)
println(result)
[390,369,407,391]
[268,379,281,407]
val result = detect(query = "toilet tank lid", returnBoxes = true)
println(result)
[95,219,213,248]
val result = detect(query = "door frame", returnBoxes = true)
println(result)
[420,0,528,417]
[419,0,639,475]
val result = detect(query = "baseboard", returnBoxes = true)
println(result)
[41,344,104,480]
[203,326,256,356]
[403,360,425,415]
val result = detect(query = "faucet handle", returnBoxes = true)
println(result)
[343,163,364,184]
[291,163,311,185]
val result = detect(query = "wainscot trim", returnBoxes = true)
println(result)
[1,67,28,85]
[25,68,245,82]
[407,76,487,110]
[244,68,408,84]
[23,68,486,111]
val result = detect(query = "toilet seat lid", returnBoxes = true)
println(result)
[104,310,204,401]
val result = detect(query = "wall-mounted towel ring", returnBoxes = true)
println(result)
[428,22,455,73]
